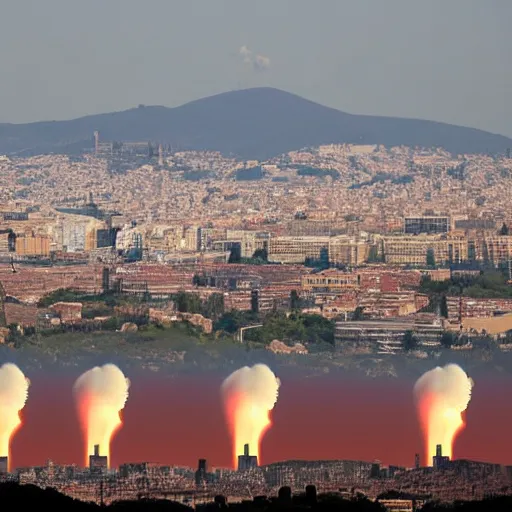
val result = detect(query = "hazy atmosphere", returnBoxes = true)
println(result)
[1,0,511,136]
[3,2,512,508]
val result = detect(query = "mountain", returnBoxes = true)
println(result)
[1,88,511,159]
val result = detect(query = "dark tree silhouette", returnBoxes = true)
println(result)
[440,331,456,348]
[402,330,419,351]
[426,248,436,267]
[290,290,300,310]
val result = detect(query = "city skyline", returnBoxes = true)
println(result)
[0,367,508,471]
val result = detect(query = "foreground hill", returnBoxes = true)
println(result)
[1,88,511,159]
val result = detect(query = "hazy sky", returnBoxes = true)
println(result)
[1,0,510,136]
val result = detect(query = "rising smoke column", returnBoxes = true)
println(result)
[414,363,473,464]
[73,364,130,467]
[221,364,280,468]
[0,363,30,467]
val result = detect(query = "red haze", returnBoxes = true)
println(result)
[9,371,512,470]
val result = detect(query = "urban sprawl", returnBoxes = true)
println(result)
[2,140,512,510]
[1,140,512,349]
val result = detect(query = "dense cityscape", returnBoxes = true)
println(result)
[1,140,512,352]
[1,140,512,512]
[2,441,512,509]
[1,3,512,509]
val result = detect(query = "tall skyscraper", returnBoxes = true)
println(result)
[433,444,450,469]
[195,458,208,485]
[237,443,258,471]
[89,445,108,473]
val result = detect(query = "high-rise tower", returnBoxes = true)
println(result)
[237,443,258,471]
[89,444,108,473]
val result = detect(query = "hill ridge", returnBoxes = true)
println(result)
[0,88,510,158]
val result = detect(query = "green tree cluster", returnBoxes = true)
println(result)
[173,291,202,314]
[243,312,335,346]
[426,248,436,267]
[172,291,225,320]
[420,271,512,299]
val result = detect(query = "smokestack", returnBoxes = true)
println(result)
[415,453,420,469]
[94,444,100,457]
[436,444,442,457]
[244,443,249,456]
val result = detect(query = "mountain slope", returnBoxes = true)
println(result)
[0,88,510,159]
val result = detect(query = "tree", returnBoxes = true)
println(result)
[426,248,436,267]
[7,323,21,341]
[202,293,225,320]
[290,290,300,310]
[500,223,509,236]
[174,291,201,314]
[252,248,268,261]
[353,307,364,321]
[319,247,329,269]
[192,272,207,287]
[402,330,419,352]
[228,246,241,263]
[367,245,383,263]
[440,295,448,318]
[214,311,249,333]
[250,290,259,314]
[440,331,456,348]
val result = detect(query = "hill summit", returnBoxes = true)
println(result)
[0,87,510,159]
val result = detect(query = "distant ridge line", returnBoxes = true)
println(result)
[0,87,510,159]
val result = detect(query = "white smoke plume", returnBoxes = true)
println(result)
[222,363,280,466]
[73,364,130,466]
[0,363,30,461]
[414,363,473,463]
[239,45,271,71]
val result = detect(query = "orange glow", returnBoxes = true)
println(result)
[417,391,466,463]
[414,364,473,465]
[73,364,129,468]
[221,364,280,468]
[0,363,30,470]
[75,391,124,466]
[224,390,273,467]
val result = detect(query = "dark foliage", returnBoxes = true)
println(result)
[420,272,512,299]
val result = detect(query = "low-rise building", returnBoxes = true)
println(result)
[335,319,444,352]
